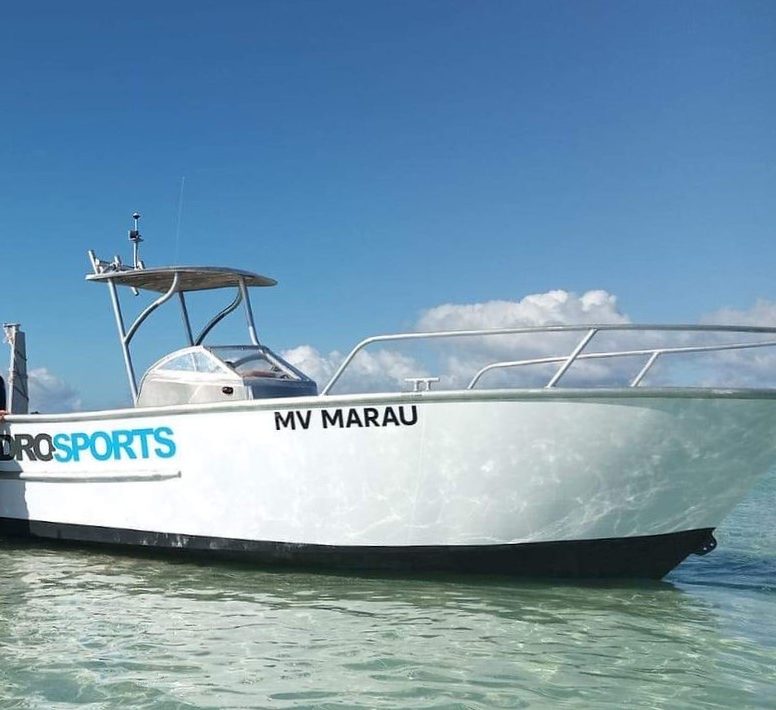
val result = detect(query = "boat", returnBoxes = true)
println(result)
[1,214,776,578]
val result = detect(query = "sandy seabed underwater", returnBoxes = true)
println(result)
[0,471,774,709]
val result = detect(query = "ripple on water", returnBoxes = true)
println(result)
[0,472,774,708]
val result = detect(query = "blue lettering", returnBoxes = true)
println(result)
[153,427,176,458]
[134,428,154,458]
[70,432,90,462]
[111,430,137,460]
[89,431,113,461]
[48,426,176,463]
[53,433,72,463]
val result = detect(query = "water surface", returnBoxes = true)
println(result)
[1,472,774,709]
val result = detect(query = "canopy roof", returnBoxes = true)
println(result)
[86,266,277,293]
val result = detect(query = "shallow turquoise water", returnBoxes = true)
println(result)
[1,473,774,709]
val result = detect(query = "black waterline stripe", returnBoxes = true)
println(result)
[0,518,714,579]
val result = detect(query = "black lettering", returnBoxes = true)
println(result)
[346,408,363,428]
[322,409,343,428]
[363,408,380,427]
[295,411,312,430]
[15,434,37,461]
[382,407,400,426]
[399,405,418,426]
[0,434,15,461]
[33,434,54,462]
[275,411,296,430]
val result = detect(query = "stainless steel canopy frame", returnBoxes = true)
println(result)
[86,218,278,404]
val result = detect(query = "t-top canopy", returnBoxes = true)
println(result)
[86,266,277,293]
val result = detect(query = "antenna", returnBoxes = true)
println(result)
[174,176,185,265]
[128,212,145,269]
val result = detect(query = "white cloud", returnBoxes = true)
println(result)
[282,345,428,394]
[281,345,339,385]
[701,299,776,327]
[281,291,776,393]
[284,289,637,392]
[692,300,776,387]
[416,289,629,331]
[27,367,82,413]
[415,290,634,388]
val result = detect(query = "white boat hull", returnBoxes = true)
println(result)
[2,389,775,578]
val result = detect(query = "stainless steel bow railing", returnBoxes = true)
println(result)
[320,324,776,395]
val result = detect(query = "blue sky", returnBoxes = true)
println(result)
[2,1,775,410]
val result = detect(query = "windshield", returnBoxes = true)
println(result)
[157,349,228,374]
[207,346,284,378]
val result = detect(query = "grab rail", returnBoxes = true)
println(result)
[468,337,776,389]
[320,324,776,395]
